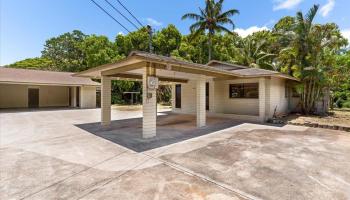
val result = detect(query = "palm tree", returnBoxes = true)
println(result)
[182,0,239,61]
[293,5,319,68]
[237,37,275,69]
[293,5,320,114]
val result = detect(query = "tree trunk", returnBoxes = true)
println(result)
[208,33,212,61]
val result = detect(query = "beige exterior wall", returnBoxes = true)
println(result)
[80,86,96,108]
[267,77,288,117]
[39,85,70,107]
[172,80,197,114]
[212,78,260,116]
[0,84,28,108]
[172,79,260,116]
[0,83,97,109]
[171,77,293,121]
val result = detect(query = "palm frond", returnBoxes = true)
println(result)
[181,13,204,21]
[218,9,239,19]
[198,7,208,19]
[306,4,319,26]
[217,18,235,29]
[189,21,205,32]
[189,25,205,41]
[216,25,233,35]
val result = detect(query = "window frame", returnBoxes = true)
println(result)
[229,83,259,99]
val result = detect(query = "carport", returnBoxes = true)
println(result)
[75,51,238,138]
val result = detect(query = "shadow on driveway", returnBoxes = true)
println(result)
[76,113,245,152]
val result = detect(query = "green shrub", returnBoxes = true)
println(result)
[343,101,350,108]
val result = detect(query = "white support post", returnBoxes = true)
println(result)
[259,77,267,122]
[196,75,206,127]
[101,76,111,126]
[142,65,157,138]
[71,87,77,107]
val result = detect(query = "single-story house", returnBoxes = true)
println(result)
[0,67,100,109]
[75,51,300,139]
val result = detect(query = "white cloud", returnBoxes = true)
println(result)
[145,18,162,27]
[341,29,350,42]
[235,26,269,37]
[273,0,303,11]
[320,0,335,17]
[118,31,124,35]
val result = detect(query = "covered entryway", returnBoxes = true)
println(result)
[75,51,239,138]
[0,68,100,109]
[28,88,39,108]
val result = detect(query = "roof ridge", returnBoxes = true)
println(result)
[1,67,74,74]
[206,60,249,69]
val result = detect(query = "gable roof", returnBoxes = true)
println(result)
[207,60,248,70]
[0,67,100,86]
[75,51,298,81]
[206,60,298,81]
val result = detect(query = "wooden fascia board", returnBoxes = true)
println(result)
[101,61,146,76]
[74,56,141,77]
[107,73,188,83]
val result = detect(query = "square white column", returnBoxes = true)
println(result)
[101,76,111,126]
[259,77,267,122]
[142,67,157,138]
[71,87,77,107]
[196,76,206,127]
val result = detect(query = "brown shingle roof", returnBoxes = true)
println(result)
[0,67,100,86]
[75,51,298,81]
[207,60,248,70]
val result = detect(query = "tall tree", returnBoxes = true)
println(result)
[153,24,182,56]
[9,57,54,70]
[79,35,118,68]
[115,27,150,56]
[291,5,347,113]
[41,30,87,72]
[181,0,239,61]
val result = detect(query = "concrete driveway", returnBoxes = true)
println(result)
[1,109,350,200]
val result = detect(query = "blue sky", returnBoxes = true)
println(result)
[1,0,349,65]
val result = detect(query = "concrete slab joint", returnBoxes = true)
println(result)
[142,64,157,138]
[196,75,206,127]
[101,76,111,126]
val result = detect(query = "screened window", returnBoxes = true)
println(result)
[229,83,259,98]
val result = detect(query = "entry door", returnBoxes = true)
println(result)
[28,88,39,108]
[175,84,181,108]
[76,87,80,107]
[206,82,209,110]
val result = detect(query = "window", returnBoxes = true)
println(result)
[175,84,181,108]
[229,83,259,98]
